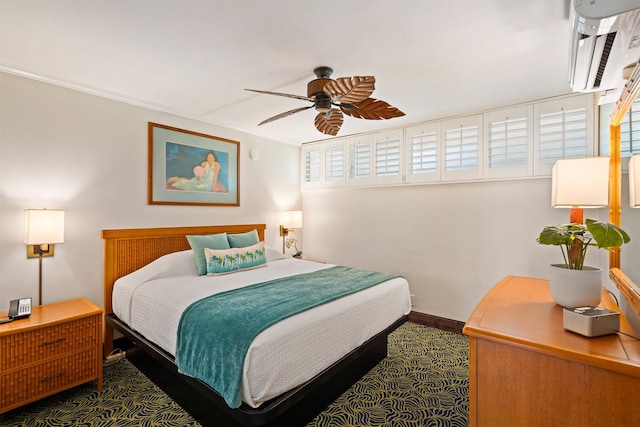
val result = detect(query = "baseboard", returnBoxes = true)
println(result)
[409,311,465,335]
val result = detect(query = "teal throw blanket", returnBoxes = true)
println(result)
[175,265,397,408]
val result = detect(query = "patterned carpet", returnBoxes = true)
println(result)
[0,355,199,427]
[0,323,469,427]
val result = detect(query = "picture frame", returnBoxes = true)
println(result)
[148,122,240,206]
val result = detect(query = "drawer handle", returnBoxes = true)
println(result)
[40,337,66,347]
[40,371,66,383]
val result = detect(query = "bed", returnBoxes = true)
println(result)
[102,224,410,426]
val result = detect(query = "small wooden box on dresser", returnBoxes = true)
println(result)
[0,298,103,413]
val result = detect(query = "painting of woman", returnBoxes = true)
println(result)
[166,151,227,193]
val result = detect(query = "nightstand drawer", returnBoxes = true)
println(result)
[0,315,100,371]
[0,347,99,412]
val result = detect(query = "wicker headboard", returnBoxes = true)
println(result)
[101,224,266,354]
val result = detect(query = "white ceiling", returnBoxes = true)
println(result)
[0,0,574,145]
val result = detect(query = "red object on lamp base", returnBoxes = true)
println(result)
[569,207,584,224]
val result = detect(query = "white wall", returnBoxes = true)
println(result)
[0,72,301,311]
[302,176,640,323]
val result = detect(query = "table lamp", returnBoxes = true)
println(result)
[280,210,302,254]
[551,157,609,223]
[24,209,65,305]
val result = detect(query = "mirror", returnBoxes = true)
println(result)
[608,75,640,332]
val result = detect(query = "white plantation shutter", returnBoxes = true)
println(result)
[301,143,323,189]
[599,98,640,174]
[442,115,482,181]
[538,109,587,160]
[488,118,527,167]
[445,127,478,170]
[300,94,594,188]
[374,130,404,185]
[348,135,373,186]
[406,122,440,183]
[534,96,594,176]
[375,140,400,175]
[324,141,345,187]
[484,106,532,178]
[599,98,640,163]
[619,98,640,157]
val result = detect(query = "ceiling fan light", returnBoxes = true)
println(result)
[315,99,331,113]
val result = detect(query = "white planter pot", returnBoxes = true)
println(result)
[548,264,603,308]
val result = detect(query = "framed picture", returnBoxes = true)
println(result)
[148,122,240,206]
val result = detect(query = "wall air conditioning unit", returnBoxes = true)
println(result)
[569,0,640,103]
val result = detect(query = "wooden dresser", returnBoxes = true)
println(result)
[463,276,640,427]
[0,298,103,413]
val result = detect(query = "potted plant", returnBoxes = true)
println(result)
[537,218,630,307]
[285,235,303,258]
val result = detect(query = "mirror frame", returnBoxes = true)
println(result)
[608,62,640,316]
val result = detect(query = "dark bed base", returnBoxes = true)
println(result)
[106,314,408,427]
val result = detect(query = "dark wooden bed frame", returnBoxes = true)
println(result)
[102,224,407,427]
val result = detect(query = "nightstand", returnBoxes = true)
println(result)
[0,298,103,413]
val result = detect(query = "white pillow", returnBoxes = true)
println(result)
[265,246,289,262]
[118,250,198,285]
[112,250,198,325]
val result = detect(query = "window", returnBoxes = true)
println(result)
[619,98,640,156]
[406,122,440,183]
[484,106,532,178]
[442,115,482,181]
[301,143,323,189]
[374,130,404,185]
[489,118,527,168]
[445,126,478,171]
[324,142,345,187]
[348,135,373,186]
[534,96,594,176]
[601,97,640,158]
[538,108,587,161]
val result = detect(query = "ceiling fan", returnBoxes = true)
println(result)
[246,66,405,136]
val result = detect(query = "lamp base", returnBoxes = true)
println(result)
[27,244,54,258]
[279,225,291,237]
[569,207,583,224]
[280,225,293,254]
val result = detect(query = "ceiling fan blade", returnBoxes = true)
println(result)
[258,105,314,126]
[341,98,405,120]
[314,109,344,136]
[323,76,375,104]
[245,88,314,102]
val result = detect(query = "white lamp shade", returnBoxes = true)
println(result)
[282,210,303,229]
[551,157,609,208]
[24,209,65,244]
[631,154,640,208]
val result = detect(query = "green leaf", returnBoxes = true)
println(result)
[585,218,631,250]
[537,226,571,246]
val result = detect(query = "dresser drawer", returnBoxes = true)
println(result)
[0,315,99,371]
[0,347,99,412]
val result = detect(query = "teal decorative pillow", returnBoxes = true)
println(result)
[227,229,260,248]
[205,241,267,275]
[187,233,231,276]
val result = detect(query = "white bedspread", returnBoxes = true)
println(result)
[112,248,411,408]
